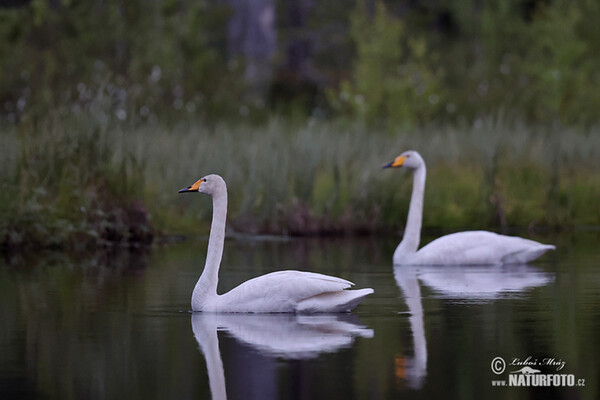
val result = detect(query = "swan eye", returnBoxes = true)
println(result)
[202,178,207,182]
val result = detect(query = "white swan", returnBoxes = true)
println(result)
[383,151,555,265]
[179,174,373,312]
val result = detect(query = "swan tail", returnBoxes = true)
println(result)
[296,288,374,314]
[501,244,556,264]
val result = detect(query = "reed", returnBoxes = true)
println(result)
[0,115,150,249]
[139,117,600,234]
[2,115,599,248]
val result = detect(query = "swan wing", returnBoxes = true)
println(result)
[296,288,374,313]
[215,270,366,313]
[408,231,554,265]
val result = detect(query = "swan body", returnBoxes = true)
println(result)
[383,151,555,265]
[179,174,373,313]
[194,269,373,313]
[398,230,555,265]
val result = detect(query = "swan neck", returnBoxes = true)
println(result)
[195,188,227,301]
[399,164,426,255]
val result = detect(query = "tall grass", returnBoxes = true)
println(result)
[0,116,151,249]
[2,115,599,249]
[140,117,600,235]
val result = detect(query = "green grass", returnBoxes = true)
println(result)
[2,115,600,249]
[0,116,151,249]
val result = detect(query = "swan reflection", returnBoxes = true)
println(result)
[394,264,554,389]
[192,313,373,399]
[401,264,554,300]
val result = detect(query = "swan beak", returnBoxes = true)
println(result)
[178,179,203,193]
[383,155,406,168]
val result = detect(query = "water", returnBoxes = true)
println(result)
[1,231,599,400]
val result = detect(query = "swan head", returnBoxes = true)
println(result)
[383,150,424,170]
[178,174,226,196]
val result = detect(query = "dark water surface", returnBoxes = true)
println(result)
[1,231,598,399]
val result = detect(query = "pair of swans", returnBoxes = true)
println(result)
[192,265,553,398]
[179,150,554,313]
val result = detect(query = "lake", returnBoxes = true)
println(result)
[1,231,598,399]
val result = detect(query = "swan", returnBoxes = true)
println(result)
[179,174,373,312]
[383,150,555,265]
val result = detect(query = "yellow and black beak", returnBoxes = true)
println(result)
[178,179,203,193]
[383,155,406,169]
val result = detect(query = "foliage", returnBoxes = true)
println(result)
[0,115,152,249]
[1,1,600,248]
[520,0,600,124]
[0,0,246,124]
[328,1,445,128]
[438,0,600,125]
[6,114,600,248]
[2,1,600,126]
[325,0,600,127]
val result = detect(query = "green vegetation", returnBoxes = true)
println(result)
[2,1,600,126]
[1,115,152,249]
[2,115,599,249]
[329,1,444,127]
[1,0,600,248]
[329,0,600,126]
[0,0,243,124]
